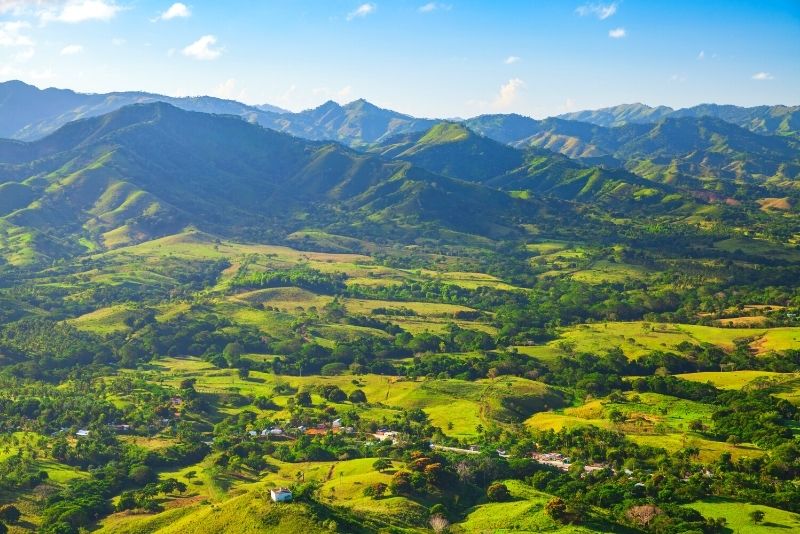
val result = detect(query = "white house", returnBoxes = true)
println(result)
[270,487,292,503]
[76,429,90,437]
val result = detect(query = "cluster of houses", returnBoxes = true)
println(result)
[531,452,608,473]
[371,429,400,443]
[246,419,357,439]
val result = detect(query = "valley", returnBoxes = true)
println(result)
[0,81,798,534]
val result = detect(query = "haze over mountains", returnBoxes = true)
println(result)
[0,80,798,266]
[2,80,799,145]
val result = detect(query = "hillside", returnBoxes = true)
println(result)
[0,80,287,141]
[261,98,438,147]
[0,103,567,265]
[560,102,800,137]
[370,122,690,210]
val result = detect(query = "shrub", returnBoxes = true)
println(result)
[486,482,511,502]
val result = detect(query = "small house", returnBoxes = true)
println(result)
[270,487,292,503]
[76,429,90,437]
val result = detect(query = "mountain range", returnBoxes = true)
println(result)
[558,102,800,137]
[2,81,798,146]
[0,102,569,265]
[0,80,797,267]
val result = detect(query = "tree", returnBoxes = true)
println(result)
[129,464,156,485]
[363,482,387,498]
[295,391,312,407]
[0,521,7,534]
[116,491,137,511]
[223,342,243,367]
[429,514,449,533]
[545,497,568,522]
[373,458,392,473]
[179,378,197,390]
[237,367,250,380]
[389,471,413,496]
[348,389,367,403]
[0,506,20,524]
[608,409,626,424]
[749,510,765,524]
[486,482,511,502]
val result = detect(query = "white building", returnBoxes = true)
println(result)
[270,487,292,503]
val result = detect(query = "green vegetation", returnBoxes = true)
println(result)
[0,95,799,533]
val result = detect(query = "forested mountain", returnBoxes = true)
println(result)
[0,103,567,265]
[559,102,800,137]
[371,122,686,209]
[0,80,286,141]
[260,98,438,146]
[466,114,800,197]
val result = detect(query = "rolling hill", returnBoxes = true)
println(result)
[0,80,287,141]
[371,122,690,209]
[559,102,800,137]
[0,103,567,265]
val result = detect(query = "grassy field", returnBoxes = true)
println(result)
[141,358,562,438]
[97,457,425,534]
[686,498,800,533]
[676,371,787,390]
[525,391,762,461]
[456,479,620,533]
[549,322,800,360]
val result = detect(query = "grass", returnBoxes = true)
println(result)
[686,498,800,533]
[525,392,763,462]
[676,371,787,390]
[552,322,800,360]
[68,303,135,334]
[143,359,561,438]
[570,261,650,284]
[457,479,618,533]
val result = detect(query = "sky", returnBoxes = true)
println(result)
[0,0,798,118]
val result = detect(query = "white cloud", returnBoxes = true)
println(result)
[212,78,247,100]
[0,20,33,47]
[504,55,520,65]
[608,27,626,38]
[60,43,84,55]
[13,47,34,61]
[156,2,190,21]
[347,3,375,21]
[29,67,54,80]
[337,85,352,98]
[492,78,525,110]
[40,1,123,24]
[418,2,450,13]
[751,71,774,80]
[182,34,222,60]
[697,50,704,60]
[0,1,38,16]
[563,97,577,112]
[670,73,687,82]
[111,37,125,46]
[575,2,617,19]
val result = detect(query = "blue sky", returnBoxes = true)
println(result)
[0,0,798,118]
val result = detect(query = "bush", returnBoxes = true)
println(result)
[348,389,367,403]
[321,362,347,376]
[0,505,20,524]
[486,482,511,502]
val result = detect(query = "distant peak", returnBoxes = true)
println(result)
[0,79,39,90]
[344,98,377,110]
